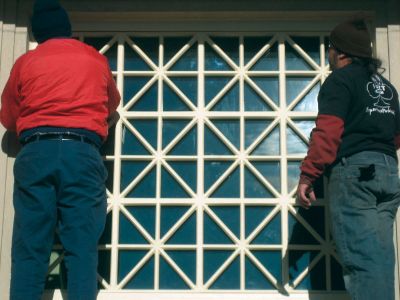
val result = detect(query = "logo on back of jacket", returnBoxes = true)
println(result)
[366,74,394,116]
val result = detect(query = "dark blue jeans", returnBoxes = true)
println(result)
[328,151,400,300]
[10,138,107,300]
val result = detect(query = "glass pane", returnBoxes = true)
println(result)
[250,42,279,71]
[251,126,280,156]
[167,161,197,192]
[293,83,320,112]
[210,36,239,65]
[288,212,319,245]
[291,36,321,66]
[84,37,113,51]
[119,212,148,244]
[209,206,240,238]
[212,83,240,111]
[165,77,197,109]
[205,126,234,155]
[325,37,330,68]
[84,37,117,71]
[245,166,274,198]
[204,212,235,244]
[245,206,274,237]
[244,36,273,65]
[331,256,346,290]
[204,161,233,191]
[120,252,154,289]
[245,255,275,289]
[126,206,156,238]
[164,37,197,71]
[244,82,273,111]
[211,119,240,150]
[130,36,159,66]
[250,77,279,105]
[285,42,313,70]
[160,206,189,237]
[163,83,190,111]
[205,43,233,71]
[249,251,282,286]
[120,161,156,198]
[292,206,325,239]
[286,77,314,107]
[124,77,157,109]
[203,251,234,281]
[168,126,197,155]
[251,213,281,244]
[165,213,196,244]
[162,119,190,148]
[287,161,301,193]
[104,160,114,193]
[210,256,240,289]
[126,168,157,198]
[245,119,273,149]
[159,256,190,289]
[165,251,196,283]
[120,161,149,191]
[121,125,151,155]
[290,252,326,290]
[205,77,234,106]
[292,120,315,140]
[251,161,281,193]
[124,43,152,71]
[100,124,116,156]
[286,127,308,155]
[161,167,191,198]
[98,250,111,287]
[210,167,240,198]
[99,212,112,244]
[128,119,158,150]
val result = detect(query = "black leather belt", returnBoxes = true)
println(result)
[21,133,99,148]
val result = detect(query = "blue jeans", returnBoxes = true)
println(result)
[328,151,400,300]
[10,138,107,300]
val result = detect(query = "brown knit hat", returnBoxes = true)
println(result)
[329,14,372,58]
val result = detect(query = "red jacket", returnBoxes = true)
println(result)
[0,38,120,140]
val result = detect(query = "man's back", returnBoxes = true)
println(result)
[318,63,400,160]
[1,38,119,139]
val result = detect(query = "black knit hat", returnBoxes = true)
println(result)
[31,0,71,43]
[329,14,372,58]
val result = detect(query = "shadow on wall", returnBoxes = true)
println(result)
[1,130,21,158]
[286,176,347,298]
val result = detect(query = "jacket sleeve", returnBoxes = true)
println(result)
[106,65,120,114]
[299,114,344,185]
[299,70,350,185]
[0,59,22,131]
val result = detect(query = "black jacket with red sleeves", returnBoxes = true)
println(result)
[300,62,400,185]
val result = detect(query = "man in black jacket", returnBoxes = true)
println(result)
[297,16,400,300]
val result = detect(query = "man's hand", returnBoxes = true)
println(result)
[296,183,316,209]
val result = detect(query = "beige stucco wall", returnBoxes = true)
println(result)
[0,0,29,297]
[0,0,399,299]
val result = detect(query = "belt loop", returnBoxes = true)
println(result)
[341,157,347,166]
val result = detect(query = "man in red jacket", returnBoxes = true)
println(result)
[297,16,400,300]
[0,0,120,299]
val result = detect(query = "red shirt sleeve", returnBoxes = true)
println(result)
[106,65,120,114]
[0,58,23,131]
[299,114,344,185]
